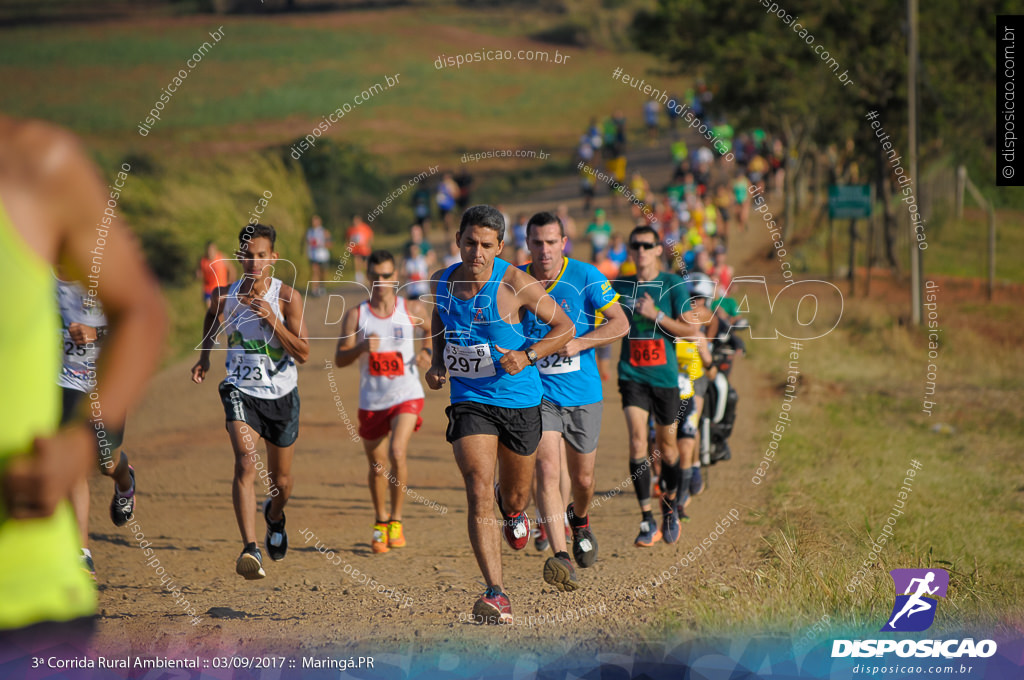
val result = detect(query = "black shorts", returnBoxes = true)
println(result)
[445,401,541,457]
[618,379,680,427]
[219,382,300,448]
[692,375,709,400]
[61,387,125,453]
[676,395,700,439]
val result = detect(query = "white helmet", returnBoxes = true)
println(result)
[689,274,715,300]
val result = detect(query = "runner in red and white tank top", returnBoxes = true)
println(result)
[334,251,433,554]
[710,245,734,291]
[356,295,425,410]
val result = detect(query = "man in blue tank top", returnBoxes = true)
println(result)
[519,211,628,592]
[426,205,575,625]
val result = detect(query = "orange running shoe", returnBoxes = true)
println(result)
[371,523,390,553]
[387,520,406,548]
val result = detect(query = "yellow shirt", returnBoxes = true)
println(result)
[0,199,96,629]
[675,339,704,398]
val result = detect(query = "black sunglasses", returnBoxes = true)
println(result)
[629,241,658,251]
[368,270,396,279]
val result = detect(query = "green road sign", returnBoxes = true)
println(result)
[828,184,872,219]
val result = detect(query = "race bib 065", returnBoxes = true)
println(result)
[629,338,666,367]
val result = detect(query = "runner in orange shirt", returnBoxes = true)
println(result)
[197,240,233,308]
[346,215,374,284]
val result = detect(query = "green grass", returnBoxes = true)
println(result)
[655,296,1024,637]
[789,198,1024,285]
[924,208,1024,284]
[0,7,687,172]
[99,150,316,362]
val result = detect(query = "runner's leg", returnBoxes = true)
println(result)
[624,405,653,513]
[70,479,90,548]
[559,442,571,532]
[363,435,390,523]
[386,412,419,522]
[227,421,261,544]
[265,441,294,521]
[496,440,535,519]
[99,450,132,490]
[535,430,566,554]
[565,441,596,520]
[656,422,680,503]
[454,435,502,588]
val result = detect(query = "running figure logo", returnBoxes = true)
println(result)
[881,568,949,632]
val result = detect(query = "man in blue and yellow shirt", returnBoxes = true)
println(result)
[521,211,628,591]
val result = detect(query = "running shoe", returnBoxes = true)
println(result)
[80,549,96,581]
[472,586,513,624]
[661,498,681,544]
[235,544,266,580]
[532,522,549,552]
[493,484,530,550]
[634,519,662,548]
[689,466,705,496]
[109,465,135,527]
[567,503,598,568]
[263,499,288,561]
[371,522,390,554]
[387,520,406,548]
[543,554,579,592]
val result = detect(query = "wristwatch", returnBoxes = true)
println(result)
[525,348,538,365]
[656,311,666,324]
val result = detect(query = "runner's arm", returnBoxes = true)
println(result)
[272,284,310,364]
[425,272,447,389]
[511,268,574,360]
[562,300,628,354]
[697,332,713,367]
[664,310,697,338]
[191,286,227,383]
[67,322,100,345]
[5,126,166,519]
[430,304,446,365]
[333,305,366,367]
[407,298,434,355]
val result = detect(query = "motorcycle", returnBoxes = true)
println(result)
[699,344,739,467]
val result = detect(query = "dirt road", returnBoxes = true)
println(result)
[86,172,774,666]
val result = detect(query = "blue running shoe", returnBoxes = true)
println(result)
[689,466,705,496]
[661,499,681,544]
[634,518,662,547]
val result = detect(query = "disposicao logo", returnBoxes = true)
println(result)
[882,568,948,632]
[831,568,998,659]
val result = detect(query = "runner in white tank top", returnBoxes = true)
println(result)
[220,276,299,400]
[356,296,425,410]
[191,224,310,581]
[55,272,138,579]
[334,251,433,554]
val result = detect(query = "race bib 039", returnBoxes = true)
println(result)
[369,351,404,378]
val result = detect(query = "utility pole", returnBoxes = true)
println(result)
[908,0,922,324]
